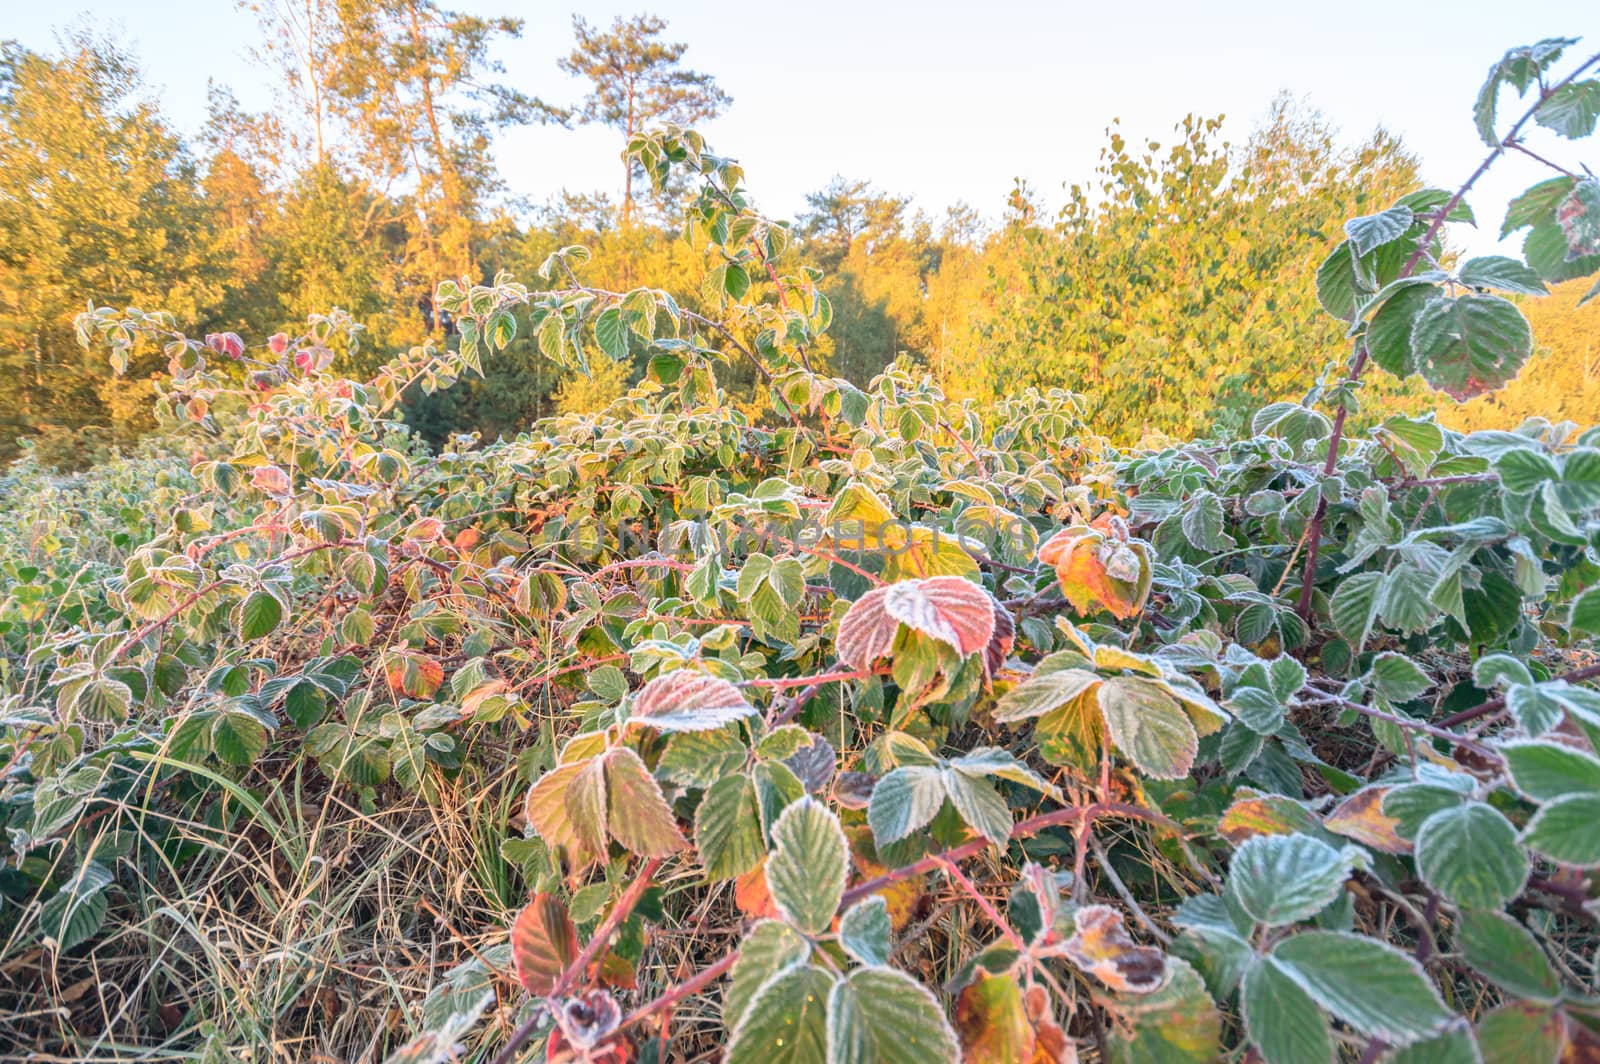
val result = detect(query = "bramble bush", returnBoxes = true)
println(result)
[4,32,1600,1064]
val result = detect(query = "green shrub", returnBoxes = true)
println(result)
[3,33,1599,1064]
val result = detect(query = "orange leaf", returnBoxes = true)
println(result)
[511,893,578,996]
[1059,904,1166,993]
[1324,786,1410,855]
[603,748,687,857]
[1038,521,1151,621]
[734,859,780,921]
[1217,791,1321,846]
[845,825,925,930]
[386,653,444,700]
[956,970,1079,1063]
[524,761,599,871]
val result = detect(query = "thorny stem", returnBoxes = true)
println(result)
[1434,661,1600,729]
[489,857,664,1064]
[1296,50,1600,623]
[940,857,1027,951]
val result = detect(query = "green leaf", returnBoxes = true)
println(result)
[1098,676,1198,780]
[1558,178,1600,260]
[594,306,629,360]
[1180,492,1225,551]
[1270,931,1452,1044]
[1410,293,1533,401]
[1496,447,1560,492]
[74,676,132,723]
[1377,565,1439,634]
[1345,206,1414,256]
[949,747,1060,799]
[605,747,686,857]
[1384,1027,1481,1064]
[1502,176,1576,238]
[1330,572,1383,649]
[1458,255,1548,295]
[1382,784,1467,839]
[1104,956,1222,1064]
[1242,958,1333,1064]
[39,861,113,953]
[1415,802,1529,910]
[1457,909,1560,1002]
[827,966,959,1064]
[1537,79,1600,139]
[283,680,328,729]
[766,797,848,935]
[1522,793,1600,866]
[941,768,1011,847]
[1476,1001,1565,1063]
[695,774,764,881]
[1366,283,1433,377]
[727,964,833,1064]
[1525,219,1600,282]
[724,920,810,1031]
[1501,740,1600,800]
[238,589,284,640]
[1316,241,1365,321]
[1227,833,1360,928]
[838,896,891,967]
[991,666,1100,722]
[1370,653,1432,702]
[868,766,947,846]
[211,709,270,764]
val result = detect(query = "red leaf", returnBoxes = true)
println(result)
[511,893,579,996]
[984,599,1016,678]
[630,669,757,732]
[837,576,997,668]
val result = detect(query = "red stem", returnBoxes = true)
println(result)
[1435,661,1600,729]
[490,857,664,1064]
[1295,49,1600,624]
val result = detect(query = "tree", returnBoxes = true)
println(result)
[323,1,550,321]
[236,0,339,166]
[558,14,730,222]
[965,102,1428,439]
[0,34,226,457]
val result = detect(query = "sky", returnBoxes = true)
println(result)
[7,1,1598,256]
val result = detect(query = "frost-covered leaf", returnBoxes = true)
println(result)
[826,966,960,1064]
[1270,931,1452,1045]
[838,896,891,967]
[1415,802,1528,910]
[724,920,810,1031]
[1227,833,1361,928]
[867,765,946,846]
[837,577,995,668]
[510,894,577,997]
[632,670,758,732]
[727,964,832,1064]
[1060,904,1166,993]
[1457,909,1560,1002]
[1243,957,1333,1064]
[605,747,686,857]
[766,797,848,935]
[1521,793,1600,866]
[1097,676,1197,779]
[696,773,765,881]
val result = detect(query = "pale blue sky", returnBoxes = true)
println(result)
[8,2,1598,255]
